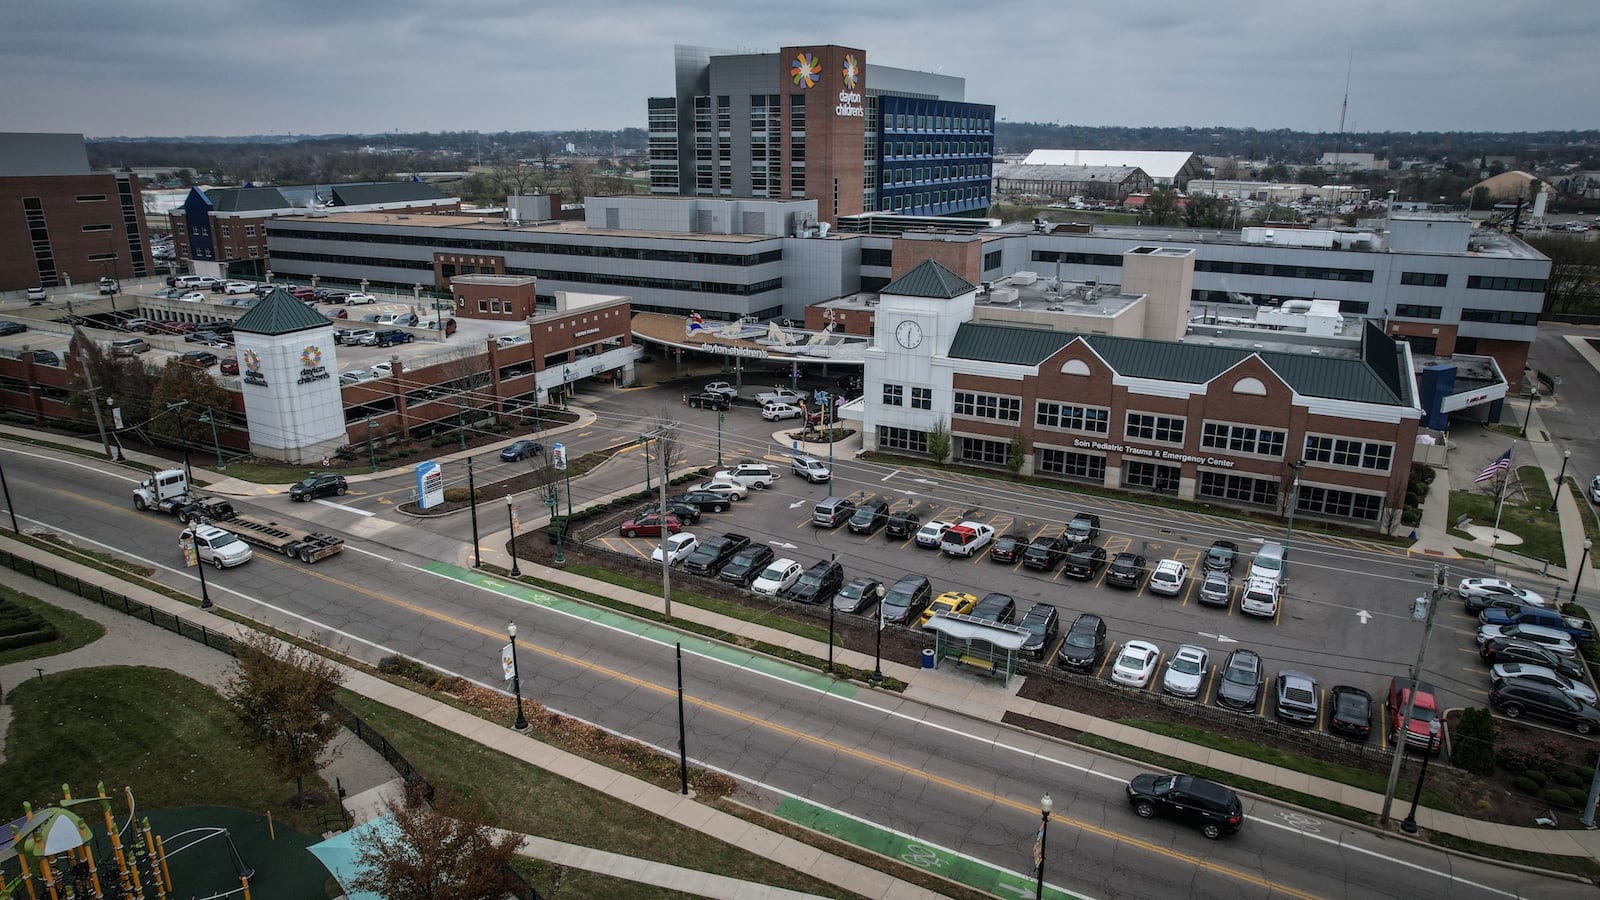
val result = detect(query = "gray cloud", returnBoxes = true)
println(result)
[1,0,1593,137]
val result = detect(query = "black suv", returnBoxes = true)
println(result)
[718,545,774,587]
[675,490,731,513]
[291,472,348,501]
[971,592,1016,625]
[1018,603,1059,660]
[1105,552,1148,589]
[1126,774,1244,840]
[1022,533,1073,572]
[885,510,922,541]
[847,499,890,535]
[687,392,731,410]
[789,558,845,604]
[661,499,703,524]
[1216,648,1264,711]
[1062,543,1107,580]
[881,574,933,625]
[682,533,751,577]
[989,532,1029,564]
[1204,540,1239,573]
[1490,681,1600,734]
[1056,613,1107,671]
[1065,512,1101,544]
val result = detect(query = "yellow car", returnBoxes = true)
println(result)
[919,590,978,627]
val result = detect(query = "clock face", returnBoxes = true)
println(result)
[895,320,923,349]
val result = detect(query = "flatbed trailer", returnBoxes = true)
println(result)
[133,469,344,564]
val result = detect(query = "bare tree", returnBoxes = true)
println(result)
[564,161,593,202]
[649,413,686,476]
[349,784,523,900]
[224,633,346,806]
[490,160,544,198]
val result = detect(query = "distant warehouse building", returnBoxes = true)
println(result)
[1021,149,1203,189]
[992,163,1152,203]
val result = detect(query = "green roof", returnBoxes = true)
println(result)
[947,322,1412,406]
[232,288,334,336]
[879,259,974,299]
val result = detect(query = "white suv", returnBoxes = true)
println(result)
[716,462,777,490]
[792,454,831,483]
[181,524,254,568]
[1239,576,1280,617]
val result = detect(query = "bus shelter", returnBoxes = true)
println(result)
[923,612,1030,682]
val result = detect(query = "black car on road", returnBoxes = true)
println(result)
[1126,774,1243,840]
[1021,533,1073,572]
[1056,613,1106,671]
[718,545,774,587]
[1105,552,1148,589]
[291,472,348,501]
[500,440,543,461]
[683,533,752,577]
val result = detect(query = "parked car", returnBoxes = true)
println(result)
[1065,512,1101,544]
[702,381,738,399]
[761,401,804,420]
[1022,533,1073,572]
[716,462,778,490]
[1204,540,1239,573]
[675,490,731,513]
[1197,571,1232,607]
[1216,649,1264,711]
[812,496,857,528]
[26,286,46,302]
[1056,613,1107,672]
[0,320,27,336]
[1328,685,1373,740]
[1062,543,1107,580]
[180,524,253,569]
[290,472,348,501]
[989,532,1030,564]
[618,512,682,538]
[219,357,240,375]
[1105,552,1148,589]
[1491,662,1598,705]
[1162,644,1209,698]
[652,532,699,566]
[1250,541,1286,582]
[939,522,994,558]
[1017,603,1059,660]
[1479,604,1595,642]
[345,328,378,346]
[718,544,775,587]
[1274,670,1321,725]
[919,590,979,627]
[688,392,731,410]
[971,592,1016,625]
[222,281,254,295]
[1111,640,1161,688]
[1475,623,1578,658]
[339,370,380,387]
[751,558,803,596]
[1147,559,1190,597]
[914,520,954,549]
[1126,774,1244,840]
[1458,577,1548,611]
[884,510,921,541]
[98,276,120,295]
[659,499,702,524]
[787,558,844,604]
[847,499,890,534]
[1490,681,1600,734]
[344,292,378,305]
[1386,676,1443,754]
[791,454,831,483]
[499,440,543,461]
[695,478,749,502]
[1480,638,1587,681]
[833,577,884,615]
[374,329,413,347]
[682,533,751,577]
[880,574,933,625]
[179,350,219,368]
[1239,576,1281,618]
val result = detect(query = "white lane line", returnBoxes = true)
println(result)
[1248,813,1520,898]
[881,468,900,482]
[344,545,394,562]
[315,498,374,517]
[0,446,143,481]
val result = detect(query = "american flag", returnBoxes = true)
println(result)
[1475,448,1512,484]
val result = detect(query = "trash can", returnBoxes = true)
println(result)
[921,648,936,669]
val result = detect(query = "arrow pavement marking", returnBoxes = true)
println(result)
[1199,632,1239,644]
[881,468,901,482]
[1357,610,1372,624]
[789,500,809,509]
[912,477,940,486]
[897,489,918,496]
[769,540,798,550]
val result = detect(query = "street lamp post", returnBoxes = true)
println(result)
[547,486,565,564]
[871,584,886,683]
[0,459,20,534]
[366,417,378,473]
[457,400,468,450]
[1400,720,1443,834]
[716,410,724,467]
[199,407,224,470]
[190,532,214,609]
[467,457,482,568]
[1034,793,1053,900]
[1576,540,1593,603]
[1381,566,1447,825]
[506,495,521,578]
[507,623,529,731]
[1551,450,1570,512]
[1282,459,1306,580]
[1521,388,1539,438]
[640,434,652,494]
[561,366,571,410]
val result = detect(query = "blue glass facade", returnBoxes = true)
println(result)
[876,96,995,218]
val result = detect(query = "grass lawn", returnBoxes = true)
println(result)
[1448,465,1565,567]
[0,586,105,666]
[512,858,704,899]
[335,691,865,899]
[0,667,335,835]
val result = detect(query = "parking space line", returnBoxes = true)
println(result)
[1095,641,1118,679]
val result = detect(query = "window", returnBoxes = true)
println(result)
[1467,275,1547,293]
[1037,448,1105,482]
[954,391,1020,422]
[1297,485,1383,521]
[911,387,932,410]
[1037,401,1110,434]
[882,383,903,406]
[490,300,502,313]
[75,194,106,202]
[478,299,489,312]
[1392,304,1441,319]
[1303,435,1393,472]
[957,436,1010,466]
[248,245,260,258]
[1401,271,1448,287]
[221,225,231,238]
[1194,259,1373,283]
[80,223,112,232]
[1032,250,1125,268]
[1400,335,1438,354]
[861,247,892,267]
[245,225,257,237]
[1124,461,1180,494]
[1460,308,1539,326]
[1198,472,1279,507]
[1125,412,1185,444]
[877,425,928,454]
[1201,422,1286,457]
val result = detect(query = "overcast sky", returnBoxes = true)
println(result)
[4,0,1594,139]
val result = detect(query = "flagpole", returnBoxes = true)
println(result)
[1488,444,1513,571]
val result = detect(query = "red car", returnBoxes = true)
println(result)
[618,512,681,538]
[219,357,239,375]
[290,287,315,301]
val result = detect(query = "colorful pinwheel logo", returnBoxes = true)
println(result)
[301,345,322,368]
[842,55,859,90]
[791,53,821,89]
[243,349,261,374]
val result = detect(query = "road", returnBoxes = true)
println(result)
[0,439,1587,898]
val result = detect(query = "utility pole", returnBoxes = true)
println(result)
[75,342,115,461]
[1381,565,1446,826]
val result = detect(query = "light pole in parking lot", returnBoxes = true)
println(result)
[507,623,528,731]
[1034,793,1052,900]
[1281,459,1305,579]
[716,410,724,467]
[506,495,522,578]
[1551,450,1570,512]
[366,416,378,473]
[1575,540,1593,604]
[1521,387,1538,438]
[561,366,571,410]
[1381,565,1446,826]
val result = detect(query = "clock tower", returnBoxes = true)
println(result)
[862,259,977,454]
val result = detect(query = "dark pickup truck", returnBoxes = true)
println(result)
[683,532,751,577]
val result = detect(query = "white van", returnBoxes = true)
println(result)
[1251,541,1286,582]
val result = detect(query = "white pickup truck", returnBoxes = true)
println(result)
[755,386,805,406]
